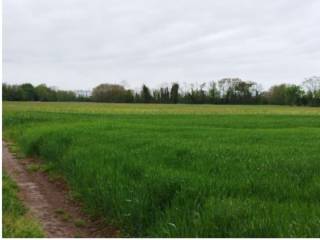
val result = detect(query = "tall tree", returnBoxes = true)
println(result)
[160,87,170,103]
[141,84,153,103]
[170,83,179,104]
[208,81,219,103]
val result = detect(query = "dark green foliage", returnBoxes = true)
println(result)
[92,83,133,103]
[3,83,23,101]
[35,84,57,101]
[3,76,320,105]
[20,83,37,101]
[265,84,304,105]
[56,90,77,101]
[3,83,78,102]
[170,83,179,104]
[140,84,153,103]
[153,87,170,103]
[160,87,170,103]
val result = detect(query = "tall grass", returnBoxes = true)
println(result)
[3,102,320,237]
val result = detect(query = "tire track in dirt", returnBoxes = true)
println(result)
[2,141,119,238]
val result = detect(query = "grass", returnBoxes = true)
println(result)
[3,101,320,237]
[6,143,26,159]
[74,218,86,228]
[54,208,71,222]
[26,163,42,172]
[2,173,44,237]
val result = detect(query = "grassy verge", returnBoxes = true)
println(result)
[2,172,44,238]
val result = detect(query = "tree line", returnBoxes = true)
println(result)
[2,83,88,102]
[3,76,320,106]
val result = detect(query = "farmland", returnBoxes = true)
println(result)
[3,102,320,237]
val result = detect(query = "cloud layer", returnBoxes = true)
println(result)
[3,0,320,90]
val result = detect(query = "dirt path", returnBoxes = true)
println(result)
[2,141,119,238]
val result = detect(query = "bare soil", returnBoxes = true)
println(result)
[2,141,119,238]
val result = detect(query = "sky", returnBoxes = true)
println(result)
[3,0,320,91]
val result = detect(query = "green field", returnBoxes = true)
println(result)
[3,102,320,237]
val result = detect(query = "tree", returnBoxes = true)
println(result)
[3,77,319,106]
[92,84,133,103]
[170,83,179,104]
[303,76,320,106]
[285,85,304,105]
[217,78,258,104]
[183,83,208,104]
[208,81,219,104]
[265,84,303,105]
[124,90,134,103]
[20,83,37,101]
[218,78,232,101]
[265,84,287,105]
[35,84,57,101]
[56,90,76,101]
[160,87,170,103]
[152,89,161,103]
[2,83,20,101]
[218,78,239,103]
[140,84,153,103]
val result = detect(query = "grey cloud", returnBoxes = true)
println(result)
[3,0,320,90]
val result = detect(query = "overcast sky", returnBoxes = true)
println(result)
[3,0,320,91]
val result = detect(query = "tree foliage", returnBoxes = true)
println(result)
[3,83,77,102]
[170,83,179,104]
[3,76,320,106]
[140,84,153,103]
[92,84,133,103]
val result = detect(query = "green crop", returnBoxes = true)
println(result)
[3,102,320,237]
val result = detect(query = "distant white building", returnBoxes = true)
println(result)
[74,90,92,97]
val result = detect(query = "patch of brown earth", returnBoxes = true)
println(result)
[2,141,119,238]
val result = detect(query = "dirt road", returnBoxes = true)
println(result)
[2,141,119,238]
